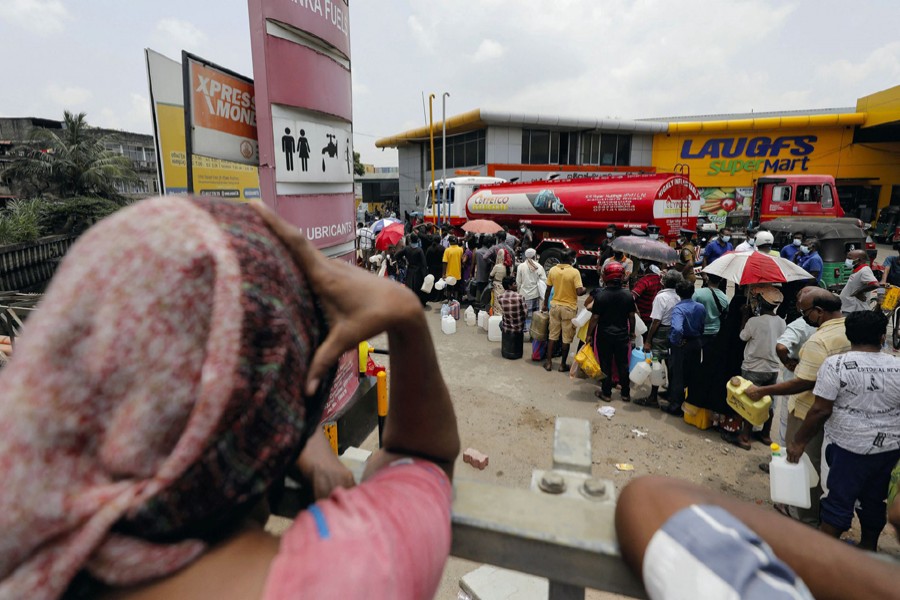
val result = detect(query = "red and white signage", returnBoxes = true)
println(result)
[247,0,353,251]
[247,0,358,414]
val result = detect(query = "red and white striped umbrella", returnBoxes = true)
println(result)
[701,251,813,285]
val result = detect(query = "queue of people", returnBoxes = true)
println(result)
[1,197,898,600]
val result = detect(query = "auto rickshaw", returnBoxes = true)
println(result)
[760,218,867,288]
[873,205,900,243]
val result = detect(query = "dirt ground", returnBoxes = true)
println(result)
[362,283,900,599]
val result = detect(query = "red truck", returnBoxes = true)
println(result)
[463,172,701,273]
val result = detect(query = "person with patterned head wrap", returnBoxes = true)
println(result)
[0,196,459,600]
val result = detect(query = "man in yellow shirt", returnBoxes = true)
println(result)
[442,236,463,300]
[542,249,586,372]
[747,288,850,525]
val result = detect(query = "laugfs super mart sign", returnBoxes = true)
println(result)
[247,0,354,254]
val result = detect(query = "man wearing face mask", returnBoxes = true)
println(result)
[646,225,661,241]
[880,242,900,288]
[735,227,758,252]
[519,223,534,252]
[702,227,733,267]
[599,225,618,263]
[745,288,849,524]
[781,232,805,261]
[797,239,823,284]
[840,250,879,314]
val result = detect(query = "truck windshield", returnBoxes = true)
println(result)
[425,185,455,209]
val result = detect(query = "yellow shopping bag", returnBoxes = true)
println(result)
[575,344,603,379]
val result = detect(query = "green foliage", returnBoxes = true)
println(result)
[0,196,127,246]
[0,200,42,245]
[1,111,138,202]
[353,151,366,176]
[39,196,125,236]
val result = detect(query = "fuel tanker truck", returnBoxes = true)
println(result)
[463,172,701,273]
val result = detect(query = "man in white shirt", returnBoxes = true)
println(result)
[840,250,878,314]
[734,228,757,253]
[515,248,547,333]
[788,311,900,551]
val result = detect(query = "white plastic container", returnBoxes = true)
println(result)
[769,444,818,508]
[487,315,502,341]
[650,360,665,387]
[441,315,457,335]
[571,308,592,328]
[630,359,652,386]
[421,274,435,293]
[478,310,488,330]
[434,278,446,291]
[465,306,477,326]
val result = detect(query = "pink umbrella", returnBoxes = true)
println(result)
[462,219,503,234]
[701,251,813,285]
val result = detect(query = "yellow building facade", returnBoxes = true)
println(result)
[652,86,900,226]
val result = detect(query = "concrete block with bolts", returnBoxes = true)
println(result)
[464,448,489,470]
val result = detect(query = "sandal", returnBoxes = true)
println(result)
[773,503,791,517]
[721,431,751,451]
[594,390,612,402]
[620,396,631,403]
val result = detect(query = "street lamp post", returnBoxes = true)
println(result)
[442,92,450,227]
[428,93,437,225]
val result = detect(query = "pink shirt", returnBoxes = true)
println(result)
[262,460,452,600]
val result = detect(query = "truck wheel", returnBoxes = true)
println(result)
[540,248,564,272]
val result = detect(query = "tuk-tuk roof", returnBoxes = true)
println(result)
[760,218,865,241]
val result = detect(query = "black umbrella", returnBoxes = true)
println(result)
[611,236,678,264]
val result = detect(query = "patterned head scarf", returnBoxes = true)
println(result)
[0,196,327,599]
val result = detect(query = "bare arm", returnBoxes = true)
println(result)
[747,376,814,401]
[786,396,833,463]
[775,343,798,371]
[643,319,660,353]
[254,203,460,480]
[616,476,900,600]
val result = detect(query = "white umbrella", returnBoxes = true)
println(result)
[702,251,813,285]
[370,217,401,234]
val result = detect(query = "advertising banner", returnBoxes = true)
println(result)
[145,49,260,200]
[183,53,259,166]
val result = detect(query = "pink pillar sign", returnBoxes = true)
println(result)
[248,0,355,258]
[248,0,360,417]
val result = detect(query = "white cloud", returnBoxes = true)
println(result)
[0,0,69,35]
[152,17,209,58]
[816,41,900,90]
[407,15,433,53]
[472,39,505,63]
[97,93,152,134]
[45,84,92,107]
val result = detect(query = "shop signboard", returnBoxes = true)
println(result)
[145,49,260,200]
[183,53,259,166]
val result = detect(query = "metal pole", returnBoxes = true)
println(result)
[442,92,450,227]
[429,93,436,225]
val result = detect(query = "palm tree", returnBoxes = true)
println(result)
[1,111,138,203]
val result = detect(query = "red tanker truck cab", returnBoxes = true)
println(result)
[751,175,844,224]
[464,173,701,273]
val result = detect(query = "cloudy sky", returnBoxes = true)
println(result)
[1,0,899,167]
